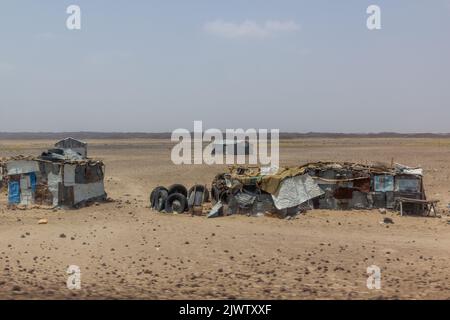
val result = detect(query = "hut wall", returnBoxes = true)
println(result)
[62,163,106,206]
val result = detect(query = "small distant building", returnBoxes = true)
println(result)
[211,140,252,156]
[55,137,87,158]
[4,141,106,208]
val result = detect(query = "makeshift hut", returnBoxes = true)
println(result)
[4,149,106,208]
[209,162,427,217]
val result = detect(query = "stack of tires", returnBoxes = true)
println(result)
[150,184,209,214]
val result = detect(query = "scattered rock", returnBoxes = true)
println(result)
[12,285,21,292]
[38,219,48,225]
[59,233,66,238]
[379,208,387,214]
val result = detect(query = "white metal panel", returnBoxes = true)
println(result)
[20,189,33,206]
[272,174,324,210]
[73,182,105,204]
[63,164,76,186]
[20,175,30,189]
[6,160,39,175]
[48,171,62,206]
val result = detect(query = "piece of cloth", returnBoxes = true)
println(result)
[395,163,423,176]
[260,165,279,176]
[228,165,308,194]
[259,167,308,195]
[271,174,324,210]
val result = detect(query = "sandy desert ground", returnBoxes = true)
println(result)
[1,137,450,299]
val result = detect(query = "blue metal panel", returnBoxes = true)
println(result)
[8,181,20,204]
[28,172,37,192]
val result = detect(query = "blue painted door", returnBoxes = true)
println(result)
[8,181,20,204]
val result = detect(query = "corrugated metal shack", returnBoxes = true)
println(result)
[304,162,424,213]
[4,148,106,208]
[209,162,426,217]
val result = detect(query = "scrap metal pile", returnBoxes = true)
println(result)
[151,161,427,218]
[209,162,425,218]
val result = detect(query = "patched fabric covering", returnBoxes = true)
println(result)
[272,174,324,210]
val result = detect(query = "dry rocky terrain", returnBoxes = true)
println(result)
[1,137,450,299]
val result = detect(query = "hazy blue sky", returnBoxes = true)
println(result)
[1,0,449,132]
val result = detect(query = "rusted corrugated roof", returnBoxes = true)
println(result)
[1,154,103,166]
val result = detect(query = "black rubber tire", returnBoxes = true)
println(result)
[194,191,203,207]
[154,189,169,212]
[188,190,204,209]
[165,193,188,213]
[150,186,168,208]
[167,184,188,197]
[187,191,196,210]
[188,185,210,203]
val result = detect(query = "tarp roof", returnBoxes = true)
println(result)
[227,161,423,195]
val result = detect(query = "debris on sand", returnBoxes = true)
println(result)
[381,217,394,224]
[207,201,223,219]
[12,285,21,292]
[38,219,48,225]
[150,161,433,219]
